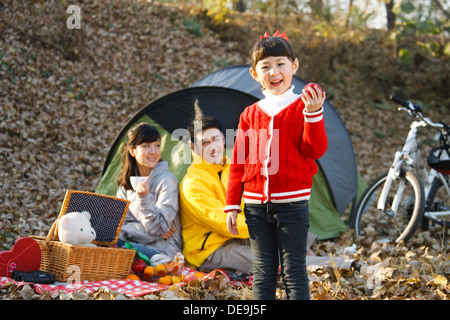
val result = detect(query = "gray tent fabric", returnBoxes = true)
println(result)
[192,65,358,216]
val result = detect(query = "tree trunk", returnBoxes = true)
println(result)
[345,0,354,27]
[233,0,246,13]
[385,0,396,30]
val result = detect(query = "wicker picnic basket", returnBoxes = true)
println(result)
[31,190,136,282]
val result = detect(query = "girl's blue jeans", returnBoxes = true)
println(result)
[244,201,310,300]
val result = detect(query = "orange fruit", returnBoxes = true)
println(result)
[158,275,172,285]
[143,266,154,279]
[193,272,205,280]
[155,264,166,277]
[165,261,181,275]
[171,275,181,284]
[125,274,140,281]
[184,271,205,282]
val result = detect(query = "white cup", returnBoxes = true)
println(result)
[130,176,147,191]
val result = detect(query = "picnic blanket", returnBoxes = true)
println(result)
[0,267,252,298]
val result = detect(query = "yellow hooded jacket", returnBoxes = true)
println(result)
[179,152,248,269]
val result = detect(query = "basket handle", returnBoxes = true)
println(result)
[42,220,59,251]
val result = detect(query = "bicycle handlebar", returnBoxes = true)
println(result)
[390,94,410,108]
[389,94,448,133]
[389,94,423,113]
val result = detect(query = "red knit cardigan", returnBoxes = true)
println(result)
[224,97,328,212]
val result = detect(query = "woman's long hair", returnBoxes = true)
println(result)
[117,123,160,190]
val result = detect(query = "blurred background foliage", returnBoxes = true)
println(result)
[165,0,449,112]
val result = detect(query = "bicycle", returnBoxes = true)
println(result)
[350,95,450,244]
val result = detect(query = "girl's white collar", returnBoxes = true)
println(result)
[258,86,300,116]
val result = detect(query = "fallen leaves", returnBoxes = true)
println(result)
[308,230,449,300]
[0,0,245,247]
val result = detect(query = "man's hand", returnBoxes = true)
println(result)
[227,210,239,236]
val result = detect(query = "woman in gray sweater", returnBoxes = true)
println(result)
[116,123,182,260]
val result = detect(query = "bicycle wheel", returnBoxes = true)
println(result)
[423,175,450,229]
[350,170,425,243]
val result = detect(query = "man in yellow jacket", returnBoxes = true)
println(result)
[179,114,252,274]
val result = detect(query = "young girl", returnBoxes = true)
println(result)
[116,123,182,260]
[224,31,327,300]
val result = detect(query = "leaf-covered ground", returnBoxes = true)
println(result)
[0,0,448,300]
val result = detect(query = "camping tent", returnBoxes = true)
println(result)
[96,65,357,239]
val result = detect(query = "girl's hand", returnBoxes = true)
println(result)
[136,176,150,196]
[301,85,326,113]
[227,211,239,235]
[161,227,176,240]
